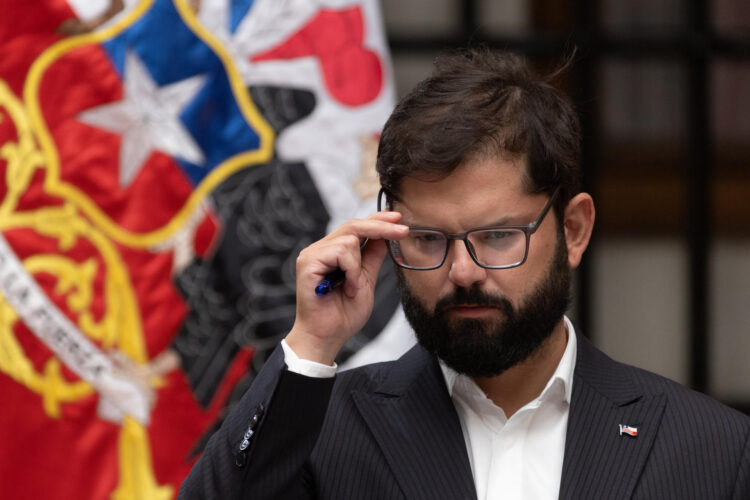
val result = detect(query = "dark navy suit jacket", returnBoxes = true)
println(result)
[179,335,750,499]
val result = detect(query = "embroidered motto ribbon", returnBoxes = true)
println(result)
[0,233,150,424]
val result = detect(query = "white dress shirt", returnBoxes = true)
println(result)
[281,316,577,499]
[441,316,577,500]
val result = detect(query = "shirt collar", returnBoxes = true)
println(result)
[440,315,578,406]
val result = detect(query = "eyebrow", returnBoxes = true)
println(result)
[480,216,517,227]
[392,198,535,229]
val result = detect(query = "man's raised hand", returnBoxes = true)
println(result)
[286,211,408,365]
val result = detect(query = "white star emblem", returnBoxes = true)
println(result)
[78,51,206,187]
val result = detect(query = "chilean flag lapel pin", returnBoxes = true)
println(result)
[619,424,639,437]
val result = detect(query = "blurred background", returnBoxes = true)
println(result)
[382,0,750,411]
[0,0,748,498]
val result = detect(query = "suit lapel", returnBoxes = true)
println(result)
[559,337,667,500]
[352,346,477,500]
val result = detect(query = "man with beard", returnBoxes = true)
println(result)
[180,49,750,500]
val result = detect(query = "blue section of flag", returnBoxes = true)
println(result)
[230,0,256,33]
[101,0,260,186]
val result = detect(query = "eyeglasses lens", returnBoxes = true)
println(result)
[389,228,527,269]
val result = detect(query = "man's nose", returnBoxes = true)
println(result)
[447,240,487,288]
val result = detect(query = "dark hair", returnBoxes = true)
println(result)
[376,48,581,222]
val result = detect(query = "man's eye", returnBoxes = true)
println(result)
[414,233,442,242]
[484,231,511,240]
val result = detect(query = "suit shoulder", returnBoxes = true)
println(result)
[619,359,750,427]
[579,338,749,427]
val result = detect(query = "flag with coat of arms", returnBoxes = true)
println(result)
[0,0,412,498]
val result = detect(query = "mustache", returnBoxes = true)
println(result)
[434,286,512,314]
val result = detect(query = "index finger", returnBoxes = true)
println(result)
[328,213,409,243]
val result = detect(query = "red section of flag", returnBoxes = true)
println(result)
[0,377,120,500]
[118,244,188,358]
[147,370,214,489]
[0,106,15,202]
[194,208,221,258]
[0,0,75,96]
[252,6,383,107]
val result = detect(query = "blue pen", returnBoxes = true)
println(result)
[315,268,347,296]
[314,239,369,296]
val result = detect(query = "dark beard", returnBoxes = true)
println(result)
[396,234,571,378]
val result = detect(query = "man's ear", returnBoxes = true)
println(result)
[563,193,595,269]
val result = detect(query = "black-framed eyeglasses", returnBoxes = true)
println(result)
[377,187,560,270]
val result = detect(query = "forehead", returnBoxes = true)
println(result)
[394,156,534,229]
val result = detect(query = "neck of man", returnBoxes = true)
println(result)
[472,317,568,418]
